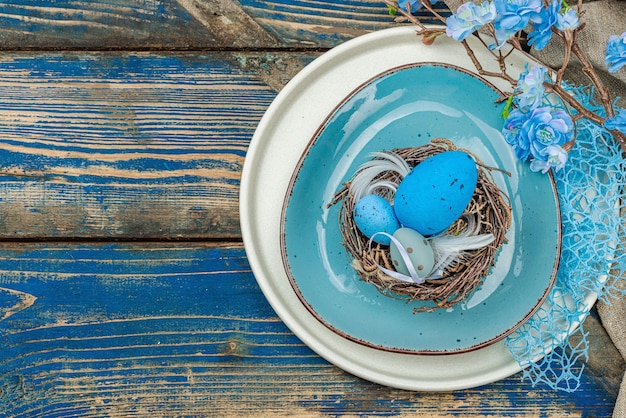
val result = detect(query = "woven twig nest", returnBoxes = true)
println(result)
[331,139,512,312]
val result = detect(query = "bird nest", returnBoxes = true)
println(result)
[331,139,512,312]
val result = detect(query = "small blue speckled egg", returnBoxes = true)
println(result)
[353,194,400,245]
[394,151,477,236]
[390,228,435,277]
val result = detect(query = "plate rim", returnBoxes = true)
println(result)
[240,25,598,391]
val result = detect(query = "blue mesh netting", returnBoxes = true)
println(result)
[505,85,626,392]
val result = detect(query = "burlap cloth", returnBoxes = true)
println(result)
[441,0,626,412]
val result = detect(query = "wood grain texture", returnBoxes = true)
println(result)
[0,0,216,49]
[0,0,444,50]
[0,51,316,239]
[0,242,621,417]
[176,0,281,47]
[237,0,447,47]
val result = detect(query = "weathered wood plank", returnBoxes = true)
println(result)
[237,0,448,47]
[0,0,216,49]
[175,0,282,47]
[0,242,621,417]
[0,0,444,50]
[0,52,317,239]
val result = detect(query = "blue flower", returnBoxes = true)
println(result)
[503,106,573,167]
[530,145,568,173]
[527,0,559,51]
[446,1,496,41]
[398,0,438,13]
[523,107,574,159]
[605,32,626,73]
[605,109,626,134]
[555,8,580,31]
[517,63,548,109]
[503,108,532,160]
[492,0,542,48]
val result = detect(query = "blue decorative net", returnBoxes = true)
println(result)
[505,85,626,392]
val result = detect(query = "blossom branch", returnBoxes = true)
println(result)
[553,28,574,85]
[571,42,615,119]
[546,82,604,124]
[611,129,626,151]
[383,0,626,158]
[382,0,425,28]
[418,0,448,23]
[459,38,517,84]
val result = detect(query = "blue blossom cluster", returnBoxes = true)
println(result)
[502,64,573,173]
[605,31,626,73]
[606,109,626,135]
[441,0,626,173]
[445,0,580,49]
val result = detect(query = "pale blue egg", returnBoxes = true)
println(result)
[394,151,477,236]
[353,194,400,245]
[389,228,435,277]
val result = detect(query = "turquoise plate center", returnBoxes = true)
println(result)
[281,64,560,354]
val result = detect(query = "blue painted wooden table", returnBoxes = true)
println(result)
[0,1,623,416]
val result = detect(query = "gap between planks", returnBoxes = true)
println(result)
[0,46,331,53]
[0,237,244,244]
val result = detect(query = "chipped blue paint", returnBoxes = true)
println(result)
[0,243,615,416]
[0,244,320,416]
[0,0,208,48]
[0,0,445,49]
[238,0,450,46]
[0,53,276,237]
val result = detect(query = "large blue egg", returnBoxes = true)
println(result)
[353,194,400,245]
[393,151,477,236]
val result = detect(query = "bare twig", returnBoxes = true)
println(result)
[546,82,605,124]
[418,0,447,23]
[461,37,517,84]
[382,0,425,29]
[571,42,615,118]
[554,28,574,85]
[612,130,626,151]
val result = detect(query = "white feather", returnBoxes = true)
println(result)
[431,233,495,253]
[429,215,495,271]
[365,180,397,197]
[371,151,411,177]
[349,151,410,201]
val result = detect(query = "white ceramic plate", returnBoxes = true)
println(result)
[240,26,597,390]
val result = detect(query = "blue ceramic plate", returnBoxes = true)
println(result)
[281,63,560,354]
